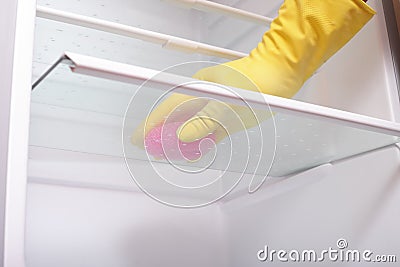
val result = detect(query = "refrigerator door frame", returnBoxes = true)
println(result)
[0,0,36,266]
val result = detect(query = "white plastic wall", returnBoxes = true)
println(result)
[26,183,226,267]
[26,0,400,266]
[222,146,400,266]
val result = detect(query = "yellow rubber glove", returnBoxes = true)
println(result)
[132,0,375,147]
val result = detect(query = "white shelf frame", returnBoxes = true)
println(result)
[34,51,400,138]
[163,0,273,25]
[36,6,247,60]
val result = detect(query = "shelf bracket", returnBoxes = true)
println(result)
[31,54,74,90]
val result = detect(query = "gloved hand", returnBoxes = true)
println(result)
[132,0,375,148]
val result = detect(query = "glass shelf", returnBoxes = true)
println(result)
[31,52,400,180]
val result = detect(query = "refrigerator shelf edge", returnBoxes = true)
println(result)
[36,6,247,60]
[33,52,400,137]
[163,0,273,25]
[30,52,400,178]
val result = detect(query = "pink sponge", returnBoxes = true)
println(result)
[144,122,216,161]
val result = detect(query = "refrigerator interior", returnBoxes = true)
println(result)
[27,0,400,266]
